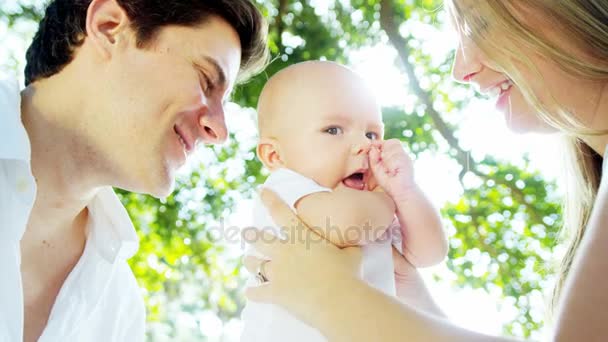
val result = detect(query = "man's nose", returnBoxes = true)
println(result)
[198,104,228,145]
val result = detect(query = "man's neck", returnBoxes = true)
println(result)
[19,78,101,245]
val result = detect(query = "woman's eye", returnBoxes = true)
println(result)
[325,127,343,135]
[366,132,379,140]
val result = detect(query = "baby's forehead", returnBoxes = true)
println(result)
[259,62,383,125]
[295,106,384,129]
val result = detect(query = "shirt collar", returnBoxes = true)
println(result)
[0,78,30,162]
[88,187,139,263]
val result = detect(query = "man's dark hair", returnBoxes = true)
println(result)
[24,0,269,85]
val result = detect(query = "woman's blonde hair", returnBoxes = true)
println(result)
[445,0,608,317]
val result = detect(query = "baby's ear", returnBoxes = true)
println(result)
[257,138,284,171]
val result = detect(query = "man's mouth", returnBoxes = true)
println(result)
[342,170,368,191]
[173,125,193,153]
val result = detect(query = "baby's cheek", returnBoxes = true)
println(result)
[310,167,341,189]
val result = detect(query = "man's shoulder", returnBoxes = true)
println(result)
[80,260,146,340]
[96,260,146,319]
[110,261,145,305]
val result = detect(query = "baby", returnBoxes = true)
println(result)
[240,61,447,341]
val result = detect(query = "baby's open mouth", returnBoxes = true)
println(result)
[343,171,366,191]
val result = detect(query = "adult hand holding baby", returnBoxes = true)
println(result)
[244,189,444,329]
[244,189,364,327]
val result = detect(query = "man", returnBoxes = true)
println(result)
[0,0,268,340]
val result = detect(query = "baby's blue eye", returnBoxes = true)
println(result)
[366,132,379,140]
[325,127,343,135]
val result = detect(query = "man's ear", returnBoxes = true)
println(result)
[85,0,131,60]
[257,138,285,171]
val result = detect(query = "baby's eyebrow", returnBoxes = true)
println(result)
[368,122,384,131]
[321,113,352,123]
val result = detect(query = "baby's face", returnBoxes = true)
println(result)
[277,82,384,190]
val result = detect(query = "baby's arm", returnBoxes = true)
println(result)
[370,139,448,267]
[394,185,447,267]
[295,184,396,248]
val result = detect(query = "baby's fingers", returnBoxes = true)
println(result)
[369,146,383,169]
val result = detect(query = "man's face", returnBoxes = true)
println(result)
[90,16,241,197]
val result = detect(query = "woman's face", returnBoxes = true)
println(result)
[450,3,607,134]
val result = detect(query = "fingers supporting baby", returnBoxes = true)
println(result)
[242,225,286,260]
[244,274,273,303]
[243,255,274,281]
[244,189,362,306]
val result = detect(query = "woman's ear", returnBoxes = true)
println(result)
[85,0,131,60]
[257,138,285,170]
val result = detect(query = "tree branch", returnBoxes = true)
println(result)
[275,0,288,49]
[379,0,471,175]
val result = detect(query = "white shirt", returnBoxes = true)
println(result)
[0,78,145,341]
[241,168,402,342]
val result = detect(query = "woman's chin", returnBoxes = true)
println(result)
[503,111,557,134]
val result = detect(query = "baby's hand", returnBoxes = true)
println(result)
[369,139,416,202]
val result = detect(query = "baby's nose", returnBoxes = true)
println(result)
[351,143,371,155]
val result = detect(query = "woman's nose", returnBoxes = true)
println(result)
[452,39,484,83]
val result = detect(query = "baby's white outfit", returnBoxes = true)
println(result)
[240,168,402,342]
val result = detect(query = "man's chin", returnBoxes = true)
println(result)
[147,180,176,199]
[122,173,175,199]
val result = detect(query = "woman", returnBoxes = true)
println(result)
[244,1,608,340]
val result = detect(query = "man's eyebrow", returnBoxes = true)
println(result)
[201,56,227,87]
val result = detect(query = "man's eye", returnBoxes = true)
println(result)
[325,127,343,135]
[366,132,379,140]
[199,72,212,93]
